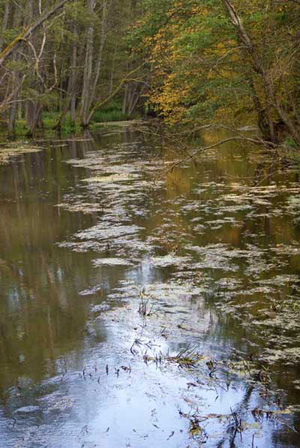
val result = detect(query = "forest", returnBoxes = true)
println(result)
[0,0,299,148]
[2,2,300,447]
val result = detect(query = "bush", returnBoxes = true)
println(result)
[92,101,130,123]
[284,136,298,149]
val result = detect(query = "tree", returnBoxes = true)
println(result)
[0,0,143,134]
[0,0,74,67]
[131,0,300,145]
[221,0,300,145]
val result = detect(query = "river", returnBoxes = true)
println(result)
[0,127,300,447]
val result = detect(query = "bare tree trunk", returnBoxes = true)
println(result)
[248,77,271,140]
[89,0,108,101]
[81,0,112,127]
[80,0,96,127]
[109,44,117,95]
[54,30,78,130]
[26,0,34,24]
[8,98,17,134]
[221,0,276,142]
[221,0,300,144]
[8,4,22,135]
[0,1,10,53]
[26,101,43,136]
[70,26,78,122]
[25,0,48,136]
[17,100,22,120]
[122,84,128,114]
[0,0,73,67]
[123,79,147,116]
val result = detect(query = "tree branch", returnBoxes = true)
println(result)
[0,0,73,67]
[159,136,278,179]
[86,62,147,125]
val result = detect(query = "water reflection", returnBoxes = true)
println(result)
[0,129,300,446]
[0,144,101,394]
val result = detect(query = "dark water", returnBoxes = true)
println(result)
[0,129,300,447]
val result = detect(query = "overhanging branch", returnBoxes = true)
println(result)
[0,0,73,68]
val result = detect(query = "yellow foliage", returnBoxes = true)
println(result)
[135,0,300,131]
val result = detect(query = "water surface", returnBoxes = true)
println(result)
[0,129,300,447]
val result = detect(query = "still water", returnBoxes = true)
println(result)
[0,128,300,447]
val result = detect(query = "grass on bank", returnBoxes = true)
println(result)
[92,101,130,123]
[2,101,135,139]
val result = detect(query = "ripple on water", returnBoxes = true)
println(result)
[3,134,300,447]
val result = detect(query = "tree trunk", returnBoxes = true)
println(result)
[26,102,43,136]
[0,0,73,67]
[0,2,10,53]
[80,0,96,127]
[70,26,78,122]
[221,0,300,145]
[248,77,271,140]
[7,4,23,135]
[80,0,111,127]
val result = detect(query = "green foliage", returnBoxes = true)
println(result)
[284,136,298,150]
[59,115,82,136]
[0,0,141,135]
[42,111,81,134]
[92,101,129,123]
[3,27,23,43]
[1,0,299,143]
[42,111,59,128]
[14,120,28,137]
[130,0,300,143]
[5,59,27,72]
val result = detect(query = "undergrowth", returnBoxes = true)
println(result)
[92,101,130,123]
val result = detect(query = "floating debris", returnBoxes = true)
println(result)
[0,145,41,165]
[83,173,141,183]
[92,258,134,267]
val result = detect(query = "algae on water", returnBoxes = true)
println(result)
[0,145,41,165]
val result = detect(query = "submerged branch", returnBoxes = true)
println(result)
[158,135,279,179]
